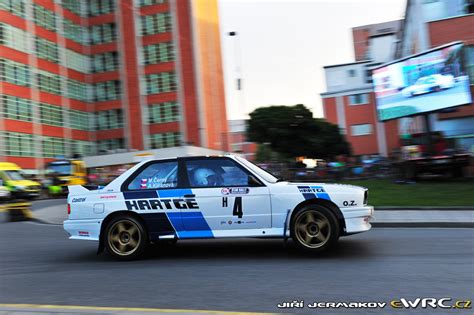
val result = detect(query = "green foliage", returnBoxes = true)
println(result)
[338,179,474,206]
[248,104,351,159]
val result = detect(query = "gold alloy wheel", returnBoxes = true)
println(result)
[107,219,141,256]
[294,210,331,249]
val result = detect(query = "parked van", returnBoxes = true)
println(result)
[0,162,41,199]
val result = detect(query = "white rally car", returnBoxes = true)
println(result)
[64,155,374,260]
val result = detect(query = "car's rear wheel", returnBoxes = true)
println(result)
[291,205,339,253]
[105,216,147,260]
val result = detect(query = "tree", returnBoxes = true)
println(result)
[248,104,351,159]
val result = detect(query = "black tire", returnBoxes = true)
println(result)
[104,216,148,261]
[290,205,340,253]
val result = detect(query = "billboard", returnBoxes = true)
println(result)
[372,42,472,121]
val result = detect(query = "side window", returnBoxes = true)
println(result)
[128,161,178,190]
[185,158,250,187]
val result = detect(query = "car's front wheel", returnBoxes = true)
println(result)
[291,205,340,253]
[105,216,147,260]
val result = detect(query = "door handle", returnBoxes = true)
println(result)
[183,194,195,198]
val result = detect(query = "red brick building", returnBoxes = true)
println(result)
[0,0,228,172]
[322,0,474,156]
[321,21,401,156]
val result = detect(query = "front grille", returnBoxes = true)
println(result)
[363,190,368,205]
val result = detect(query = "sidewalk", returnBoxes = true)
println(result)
[9,200,469,228]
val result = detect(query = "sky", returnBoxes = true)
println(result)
[218,0,407,120]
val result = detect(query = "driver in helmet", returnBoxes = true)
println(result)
[193,167,224,187]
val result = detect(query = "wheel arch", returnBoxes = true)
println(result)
[290,198,346,234]
[97,210,148,254]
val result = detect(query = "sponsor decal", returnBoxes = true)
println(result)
[221,187,249,195]
[100,195,117,199]
[139,177,175,189]
[298,187,325,194]
[126,198,199,211]
[78,231,89,236]
[71,197,86,203]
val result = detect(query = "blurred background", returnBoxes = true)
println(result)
[0,0,473,204]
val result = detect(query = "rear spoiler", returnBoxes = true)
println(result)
[68,185,91,195]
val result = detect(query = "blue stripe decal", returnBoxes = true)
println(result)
[311,186,331,200]
[157,189,193,198]
[166,212,184,231]
[123,190,158,200]
[166,211,213,239]
[302,193,316,200]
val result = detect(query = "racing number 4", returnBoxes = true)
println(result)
[222,196,244,218]
[233,197,243,218]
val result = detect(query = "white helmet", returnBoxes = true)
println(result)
[193,168,217,186]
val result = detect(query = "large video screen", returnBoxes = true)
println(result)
[372,42,472,121]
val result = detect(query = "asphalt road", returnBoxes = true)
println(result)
[0,221,472,314]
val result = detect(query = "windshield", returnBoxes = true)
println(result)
[47,163,72,175]
[4,170,26,181]
[235,156,278,183]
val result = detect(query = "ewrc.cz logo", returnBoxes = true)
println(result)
[126,198,199,210]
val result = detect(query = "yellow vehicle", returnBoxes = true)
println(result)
[0,162,41,200]
[45,159,87,195]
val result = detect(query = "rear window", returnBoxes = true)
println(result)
[128,161,178,190]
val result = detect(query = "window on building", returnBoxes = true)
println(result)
[67,79,90,102]
[95,109,123,130]
[63,19,88,45]
[138,0,167,7]
[0,59,30,87]
[142,72,177,95]
[40,103,63,126]
[5,132,34,157]
[351,124,372,136]
[69,109,91,130]
[42,136,65,158]
[90,23,117,45]
[1,95,32,122]
[0,23,28,53]
[35,37,59,63]
[349,93,369,105]
[97,138,125,152]
[65,49,91,73]
[142,42,174,65]
[91,52,119,73]
[149,132,180,149]
[33,4,57,31]
[140,12,172,36]
[0,0,25,17]
[87,0,116,16]
[148,101,179,124]
[70,140,95,156]
[37,70,61,95]
[61,0,84,16]
[93,80,121,101]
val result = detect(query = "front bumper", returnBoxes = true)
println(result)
[63,218,102,241]
[340,206,374,234]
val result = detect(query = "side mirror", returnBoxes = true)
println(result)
[248,175,261,187]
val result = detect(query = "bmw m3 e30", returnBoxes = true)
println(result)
[64,155,374,260]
